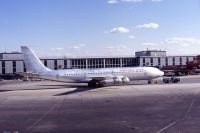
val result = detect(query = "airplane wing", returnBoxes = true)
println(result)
[86,75,115,81]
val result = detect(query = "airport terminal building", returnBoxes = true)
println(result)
[0,50,195,78]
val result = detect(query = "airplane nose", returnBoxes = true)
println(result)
[147,68,164,78]
[155,69,164,77]
[159,71,164,76]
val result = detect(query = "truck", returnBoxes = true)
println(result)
[163,76,180,83]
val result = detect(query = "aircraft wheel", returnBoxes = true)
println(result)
[88,82,92,87]
[97,82,104,87]
[88,81,97,87]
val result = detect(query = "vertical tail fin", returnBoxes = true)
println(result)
[21,46,51,74]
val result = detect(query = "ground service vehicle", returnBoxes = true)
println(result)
[163,76,180,83]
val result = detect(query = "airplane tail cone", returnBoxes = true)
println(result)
[21,46,51,74]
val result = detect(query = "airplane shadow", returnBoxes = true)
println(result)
[54,86,99,96]
[0,90,12,92]
[37,84,87,88]
[0,82,152,95]
[53,82,152,96]
[0,86,69,92]
[37,84,100,96]
[0,84,96,95]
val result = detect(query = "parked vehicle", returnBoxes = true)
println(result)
[163,76,180,83]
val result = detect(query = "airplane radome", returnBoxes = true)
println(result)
[20,46,164,87]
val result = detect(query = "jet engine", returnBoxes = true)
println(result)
[113,77,123,84]
[122,77,130,84]
[100,77,129,86]
[100,79,115,86]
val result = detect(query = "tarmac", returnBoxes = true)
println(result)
[0,75,200,133]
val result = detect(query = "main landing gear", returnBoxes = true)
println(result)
[88,80,103,87]
[148,80,152,84]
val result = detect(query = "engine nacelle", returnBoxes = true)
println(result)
[100,79,114,86]
[114,77,123,84]
[100,77,123,86]
[122,77,130,84]
[100,77,129,86]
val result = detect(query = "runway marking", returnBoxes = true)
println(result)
[186,99,195,114]
[156,121,176,133]
[177,90,199,132]
[182,91,197,119]
[25,101,60,131]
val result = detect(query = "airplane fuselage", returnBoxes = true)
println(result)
[41,67,163,83]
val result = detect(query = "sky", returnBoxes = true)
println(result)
[0,0,200,57]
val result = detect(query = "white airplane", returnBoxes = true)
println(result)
[20,46,164,87]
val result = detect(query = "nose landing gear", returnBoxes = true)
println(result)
[148,80,152,84]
